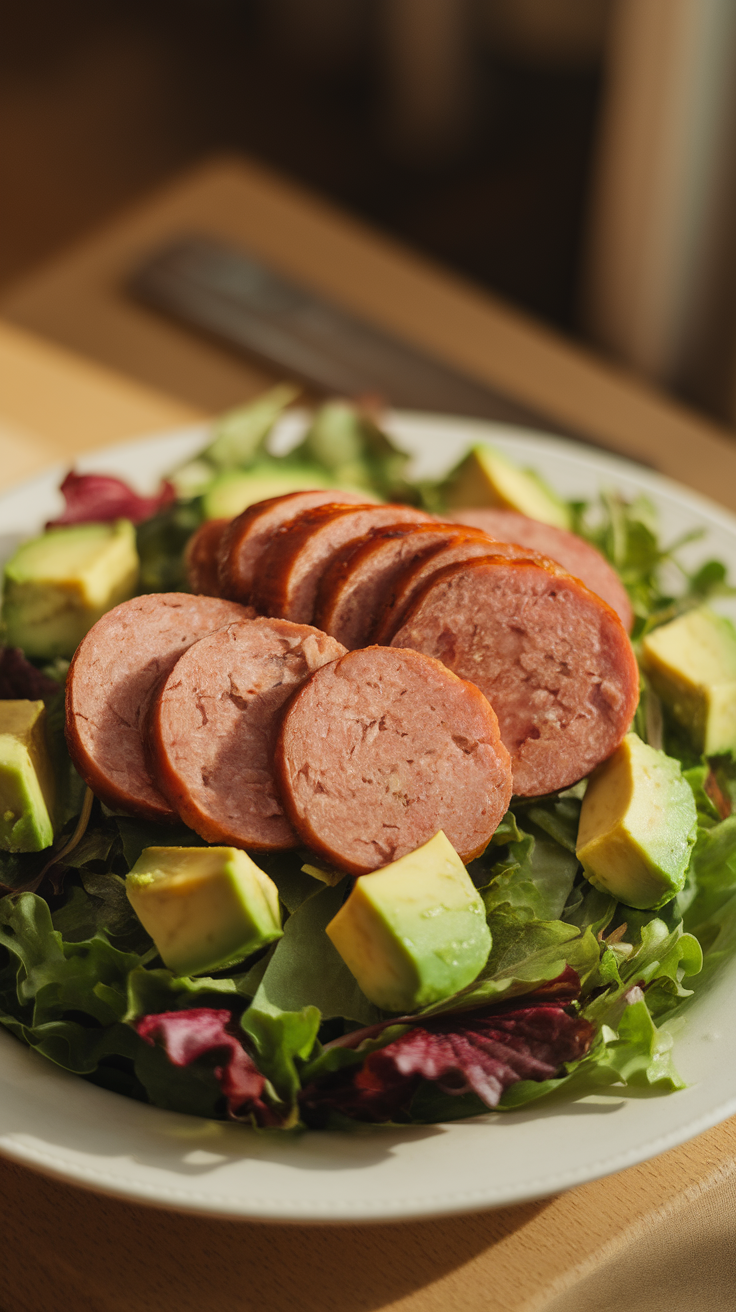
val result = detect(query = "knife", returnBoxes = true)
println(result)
[130,234,570,434]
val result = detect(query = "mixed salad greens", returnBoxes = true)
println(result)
[1,388,735,1132]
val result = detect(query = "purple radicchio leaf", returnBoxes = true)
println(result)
[300,968,594,1125]
[136,1008,284,1127]
[47,470,176,528]
[0,647,61,699]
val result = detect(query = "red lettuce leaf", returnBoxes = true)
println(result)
[136,1008,283,1127]
[300,970,594,1125]
[48,470,176,527]
[0,647,61,699]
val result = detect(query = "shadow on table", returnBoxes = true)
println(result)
[0,1153,552,1312]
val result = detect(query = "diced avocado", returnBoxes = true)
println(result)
[202,463,333,521]
[0,700,55,851]
[446,444,571,529]
[641,606,736,755]
[126,846,283,976]
[326,831,491,1012]
[2,519,139,660]
[576,733,697,910]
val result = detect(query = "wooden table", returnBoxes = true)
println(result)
[2,158,736,1312]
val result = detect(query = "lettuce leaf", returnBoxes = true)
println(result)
[196,385,299,473]
[241,1001,320,1119]
[594,992,685,1091]
[289,401,418,504]
[47,470,175,527]
[300,973,594,1126]
[0,893,140,1027]
[0,892,146,1078]
[136,1008,287,1125]
[680,815,736,991]
[569,490,735,639]
[481,829,578,922]
[136,500,201,593]
[251,881,382,1026]
[0,647,61,699]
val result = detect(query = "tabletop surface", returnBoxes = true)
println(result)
[1,155,736,1312]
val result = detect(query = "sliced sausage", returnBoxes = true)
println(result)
[185,518,229,596]
[373,530,537,644]
[66,594,250,822]
[275,645,512,874]
[449,507,633,631]
[150,618,346,850]
[390,556,639,797]
[217,489,369,604]
[314,521,466,649]
[253,503,434,624]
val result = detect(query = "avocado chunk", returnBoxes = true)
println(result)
[126,846,283,976]
[576,733,697,910]
[641,606,736,755]
[325,831,491,1012]
[445,444,570,529]
[0,700,55,851]
[2,519,139,660]
[202,463,334,521]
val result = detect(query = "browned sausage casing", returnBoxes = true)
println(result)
[65,593,250,822]
[150,618,346,849]
[449,507,634,631]
[217,489,369,603]
[314,521,466,649]
[253,502,434,624]
[390,556,639,797]
[184,518,229,596]
[275,645,513,874]
[373,530,537,644]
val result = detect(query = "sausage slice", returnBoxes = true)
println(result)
[390,556,639,797]
[449,508,633,631]
[253,503,434,623]
[314,521,465,648]
[275,645,512,874]
[66,594,250,822]
[185,518,229,596]
[373,530,537,644]
[217,489,368,603]
[150,618,346,849]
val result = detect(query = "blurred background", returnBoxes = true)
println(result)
[2,0,736,424]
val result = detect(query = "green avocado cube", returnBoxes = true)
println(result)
[0,700,55,852]
[445,444,570,529]
[126,846,283,976]
[326,831,491,1012]
[576,733,697,910]
[202,463,333,521]
[2,519,139,659]
[641,606,736,755]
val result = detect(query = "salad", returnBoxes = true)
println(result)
[0,388,735,1134]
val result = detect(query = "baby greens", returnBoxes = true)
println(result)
[0,391,733,1129]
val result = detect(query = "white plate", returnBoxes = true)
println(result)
[1,411,735,1222]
